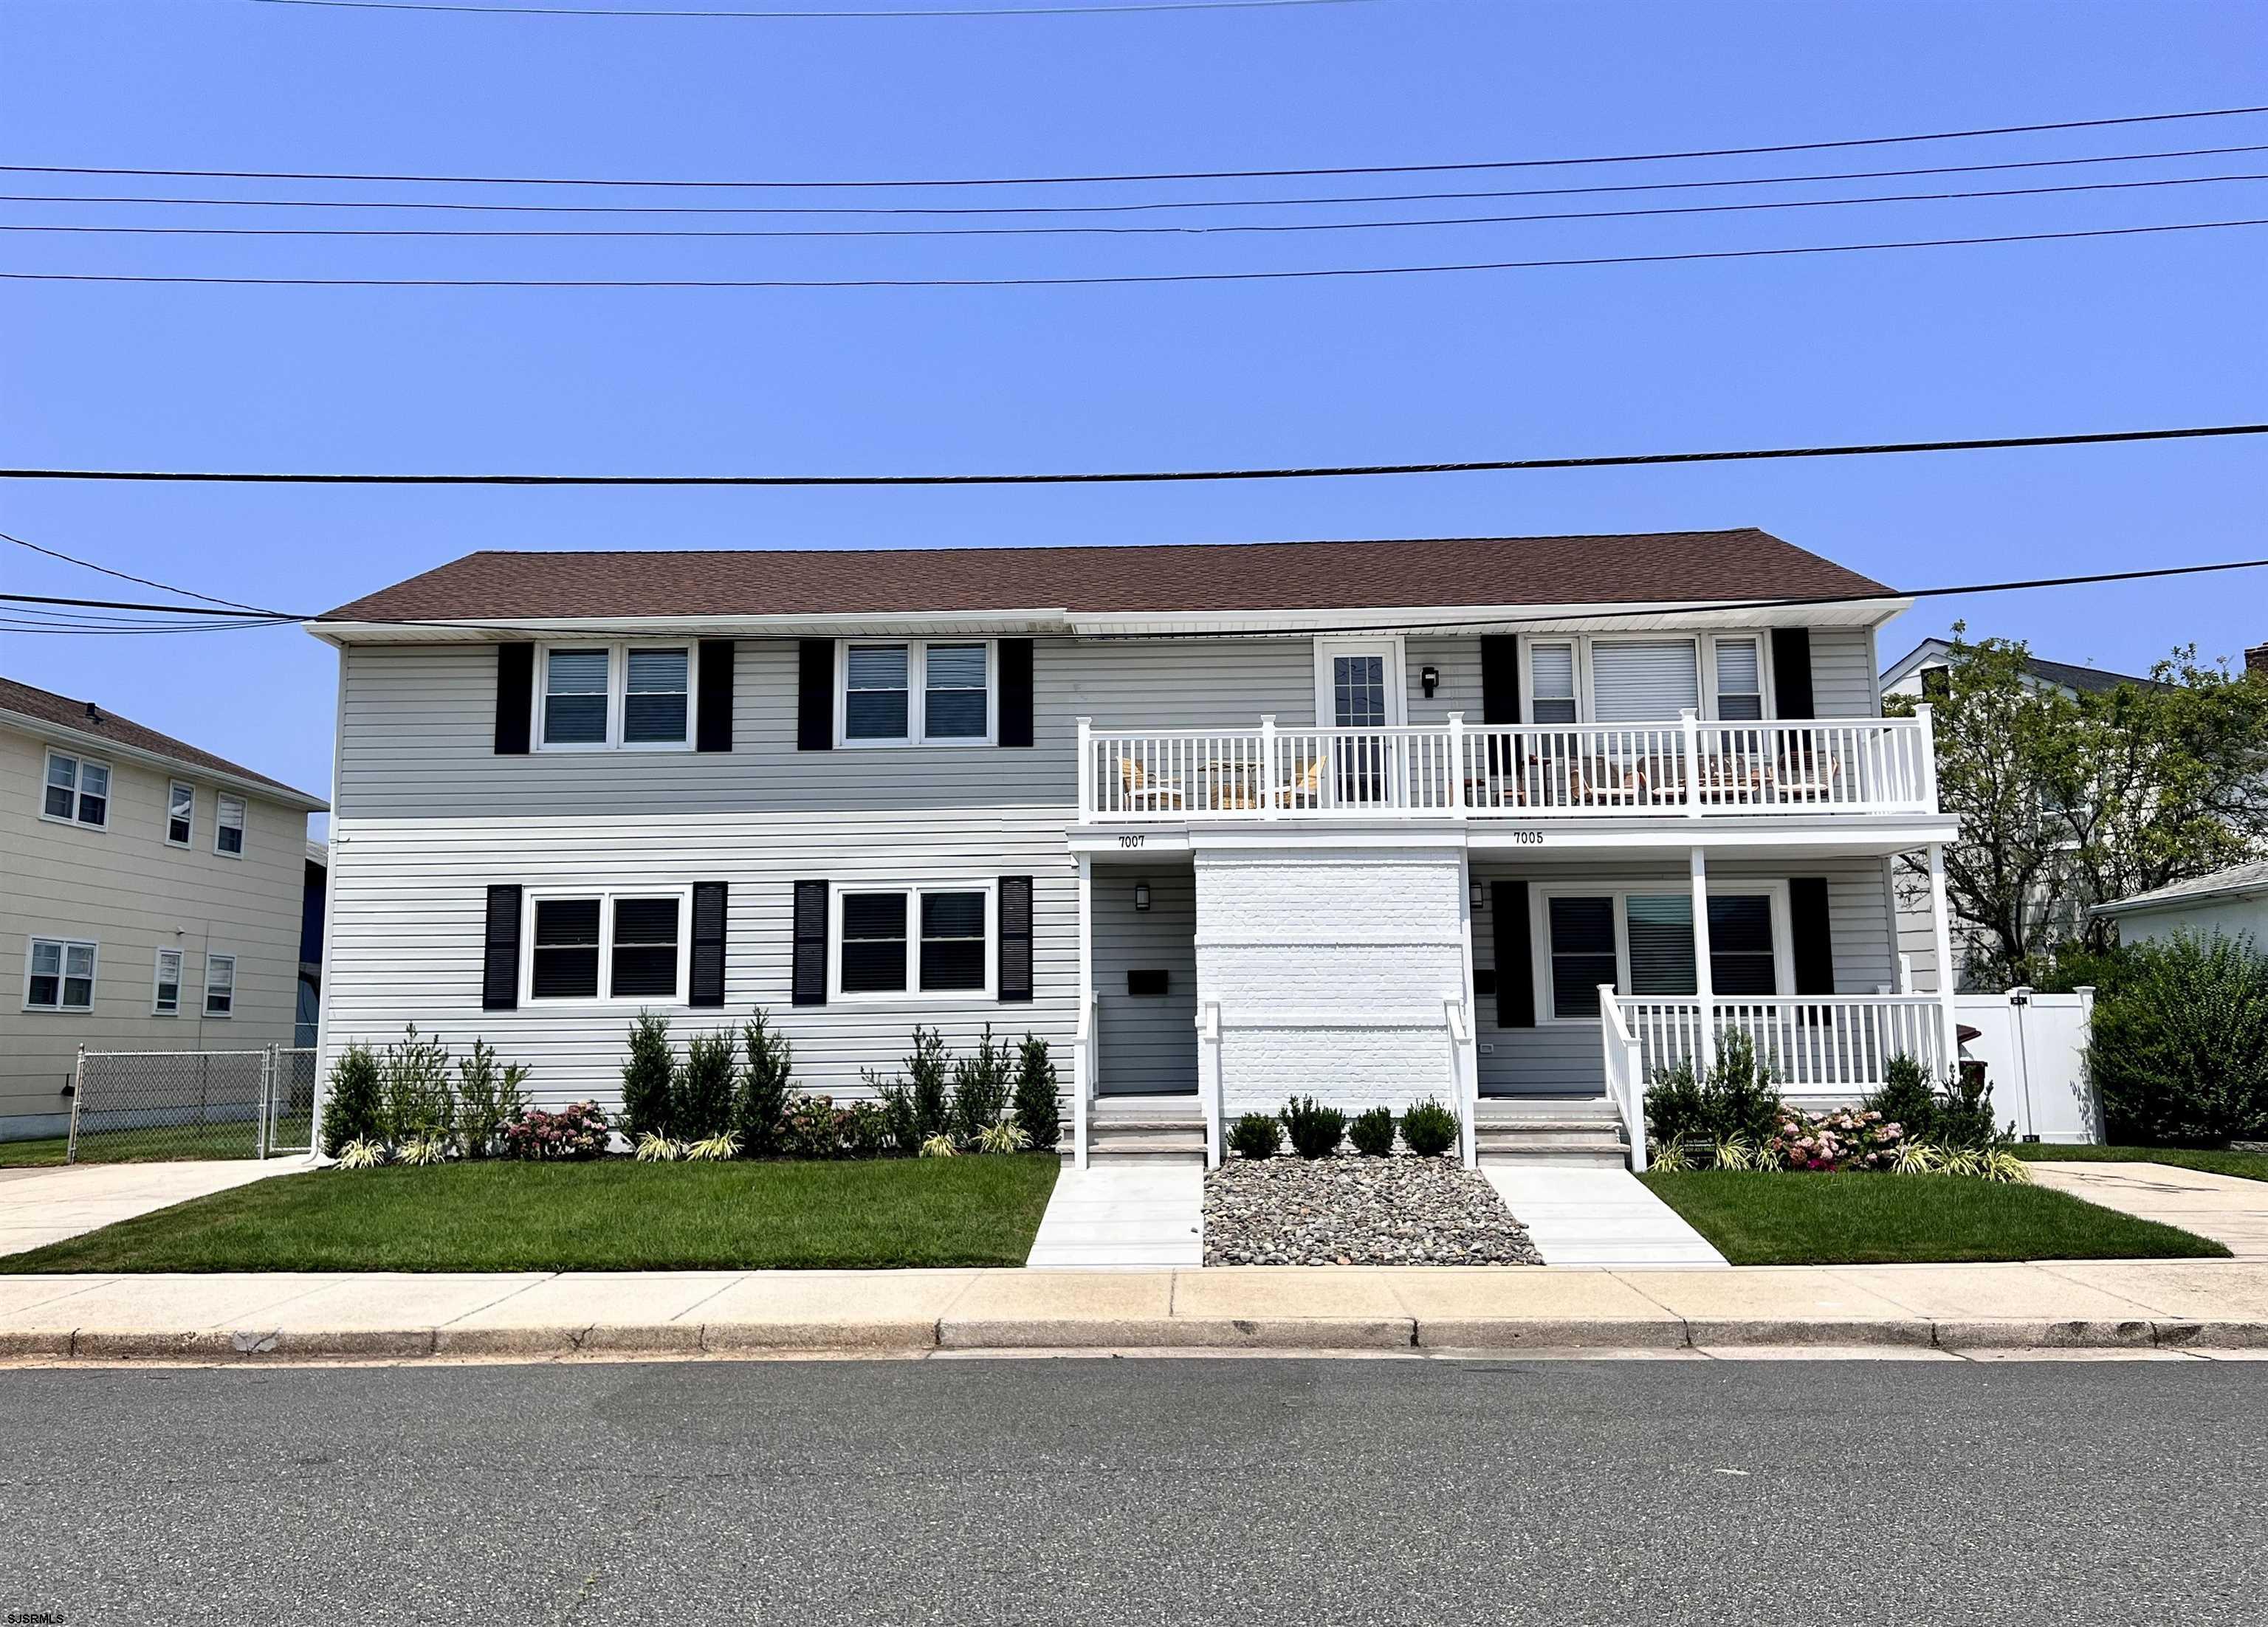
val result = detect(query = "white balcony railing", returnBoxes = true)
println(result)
[1078,709,1937,823]
[1612,994,1950,1098]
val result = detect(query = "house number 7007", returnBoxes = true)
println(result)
[1117,834,1146,847]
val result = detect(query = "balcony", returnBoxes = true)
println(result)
[1077,712,1937,823]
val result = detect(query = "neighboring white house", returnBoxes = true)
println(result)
[2092,859,2268,948]
[309,529,1965,1168]
[1878,635,2165,993]
[0,676,330,1140]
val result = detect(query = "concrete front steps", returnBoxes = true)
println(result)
[1476,1097,1631,1169]
[1085,1095,1207,1166]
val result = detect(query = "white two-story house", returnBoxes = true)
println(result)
[0,676,329,1140]
[309,529,1962,1170]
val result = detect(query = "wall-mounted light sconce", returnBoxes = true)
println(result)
[1470,880,1485,910]
[1420,664,1440,698]
[1134,881,1151,912]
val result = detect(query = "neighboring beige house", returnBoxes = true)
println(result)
[0,676,329,1140]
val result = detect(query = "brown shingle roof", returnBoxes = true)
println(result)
[320,529,1891,625]
[0,675,325,806]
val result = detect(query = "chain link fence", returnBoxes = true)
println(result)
[66,1047,320,1164]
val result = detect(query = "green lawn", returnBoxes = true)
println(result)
[0,1155,1062,1273]
[1640,1170,2230,1266]
[2010,1143,2268,1183]
[0,1116,312,1169]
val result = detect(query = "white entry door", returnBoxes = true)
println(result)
[1315,639,1405,807]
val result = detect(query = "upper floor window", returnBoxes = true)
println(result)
[204,952,236,1017]
[167,781,195,847]
[42,750,109,829]
[27,937,97,1011]
[215,794,247,857]
[1712,639,1764,721]
[540,644,694,751]
[1530,644,1577,725]
[840,640,992,746]
[1591,640,1700,724]
[1525,635,1773,726]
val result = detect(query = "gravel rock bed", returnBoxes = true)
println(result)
[1203,1155,1542,1267]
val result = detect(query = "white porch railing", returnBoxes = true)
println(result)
[1079,709,1937,822]
[1612,994,1950,1100]
[1599,989,1648,1173]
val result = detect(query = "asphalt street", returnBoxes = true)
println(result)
[4,1355,2262,1626]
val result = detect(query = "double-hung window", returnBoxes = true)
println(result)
[540,645,694,750]
[204,953,236,1017]
[1540,887,1784,1019]
[153,948,184,1016]
[840,641,992,746]
[1712,639,1765,720]
[26,937,96,1011]
[215,794,247,857]
[42,751,109,829]
[1528,644,1578,725]
[526,890,688,1003]
[834,884,992,997]
[167,781,195,847]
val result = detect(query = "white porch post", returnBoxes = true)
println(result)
[1926,840,1959,1077]
[1453,848,1480,1168]
[1689,845,1716,1077]
[1073,852,1093,1169]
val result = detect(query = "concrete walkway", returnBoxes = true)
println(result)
[1482,1165,1728,1268]
[7,1259,2268,1360]
[2028,1161,2268,1259]
[0,1160,301,1256]
[1026,1164,1203,1268]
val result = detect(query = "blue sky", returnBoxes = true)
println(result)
[2,0,2263,821]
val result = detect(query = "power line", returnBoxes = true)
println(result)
[249,0,1383,16]
[10,169,2264,241]
[4,214,2261,286]
[6,422,2261,488]
[0,527,286,613]
[7,104,2265,192]
[11,142,2264,219]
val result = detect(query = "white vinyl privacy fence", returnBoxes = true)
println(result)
[66,1046,318,1164]
[1954,989,2100,1144]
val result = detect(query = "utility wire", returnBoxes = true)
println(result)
[0,527,286,613]
[248,0,1385,16]
[5,422,2261,488]
[10,169,2264,240]
[11,142,2264,219]
[4,215,2261,286]
[8,104,2266,191]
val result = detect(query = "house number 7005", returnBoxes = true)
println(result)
[1117,834,1147,847]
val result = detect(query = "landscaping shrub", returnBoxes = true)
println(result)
[320,1042,382,1156]
[453,1039,529,1160]
[1860,1053,1936,1140]
[976,1121,1031,1155]
[1400,1098,1459,1158]
[379,1026,455,1146]
[842,1101,891,1159]
[736,1009,794,1156]
[1645,1031,1784,1152]
[949,1025,1014,1146]
[1348,1106,1396,1157]
[873,1079,921,1155]
[1767,1107,1903,1172]
[1011,1033,1061,1152]
[782,1092,847,1160]
[2089,932,2268,1145]
[1860,1055,2008,1152]
[1279,1095,1346,1159]
[336,1136,388,1170]
[502,1101,611,1161]
[675,1028,739,1142]
[620,1011,678,1141]
[1228,1112,1281,1160]
[907,1025,952,1142]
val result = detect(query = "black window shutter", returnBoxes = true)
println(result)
[796,640,834,751]
[1491,879,1534,1028]
[791,880,829,1005]
[1480,635,1522,724]
[494,644,533,755]
[696,641,735,753]
[1771,628,1815,720]
[482,884,523,1011]
[998,639,1035,749]
[998,876,1034,1002]
[1790,876,1835,995]
[690,881,729,1008]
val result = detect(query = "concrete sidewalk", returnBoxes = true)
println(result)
[6,1259,2268,1361]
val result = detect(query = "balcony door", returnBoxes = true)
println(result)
[1314,638,1404,808]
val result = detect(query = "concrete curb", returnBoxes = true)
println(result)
[21,1315,2268,1361]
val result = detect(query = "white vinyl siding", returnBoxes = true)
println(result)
[26,937,97,1011]
[1590,640,1700,723]
[215,794,247,857]
[167,781,195,847]
[203,952,236,1017]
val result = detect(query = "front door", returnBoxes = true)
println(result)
[1316,639,1403,807]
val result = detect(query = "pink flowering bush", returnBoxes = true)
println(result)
[1767,1106,1905,1172]
[501,1101,613,1161]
